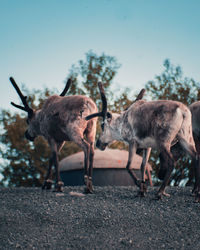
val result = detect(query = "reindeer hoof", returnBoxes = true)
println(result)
[141,181,147,193]
[84,177,93,194]
[42,179,53,190]
[194,190,200,203]
[136,184,147,197]
[135,179,141,188]
[156,191,170,200]
[84,175,88,185]
[163,191,170,197]
[84,187,93,194]
[54,181,64,192]
[192,186,199,196]
[136,190,146,197]
[155,193,162,200]
[194,197,200,203]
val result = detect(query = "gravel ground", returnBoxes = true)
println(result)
[0,186,200,250]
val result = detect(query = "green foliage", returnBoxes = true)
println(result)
[146,59,200,105]
[0,109,50,187]
[112,87,133,113]
[145,59,200,186]
[66,51,121,109]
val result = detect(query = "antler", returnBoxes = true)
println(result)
[124,88,146,111]
[135,88,145,102]
[10,77,33,117]
[60,78,72,96]
[85,82,108,121]
[98,82,108,120]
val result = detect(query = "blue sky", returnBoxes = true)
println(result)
[1,0,200,112]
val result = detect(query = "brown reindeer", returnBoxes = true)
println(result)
[10,77,98,193]
[158,100,200,201]
[189,101,200,155]
[86,82,200,201]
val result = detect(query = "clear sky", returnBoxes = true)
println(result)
[1,0,200,112]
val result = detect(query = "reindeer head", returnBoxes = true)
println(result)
[10,77,71,142]
[86,82,145,150]
[85,82,112,150]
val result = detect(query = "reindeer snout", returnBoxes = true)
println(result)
[96,139,108,151]
[96,139,100,148]
[25,130,35,142]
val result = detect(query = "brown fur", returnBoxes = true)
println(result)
[11,78,98,193]
[88,95,200,200]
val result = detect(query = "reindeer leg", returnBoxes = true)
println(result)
[191,135,200,201]
[43,140,65,190]
[126,142,140,188]
[86,142,94,193]
[157,148,174,199]
[139,148,151,197]
[178,136,200,202]
[71,134,91,193]
[84,120,96,193]
[55,142,65,192]
[82,139,92,194]
[82,140,94,194]
[50,149,63,192]
[195,156,200,203]
[53,149,64,192]
[75,137,91,193]
[190,136,200,202]
[42,156,53,190]
[48,140,64,192]
[193,155,200,202]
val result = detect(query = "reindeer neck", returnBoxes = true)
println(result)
[32,110,42,135]
[110,113,124,141]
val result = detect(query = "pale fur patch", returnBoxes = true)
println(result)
[137,137,157,148]
[69,191,85,197]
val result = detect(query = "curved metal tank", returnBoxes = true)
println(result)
[59,148,152,186]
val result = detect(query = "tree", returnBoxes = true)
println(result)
[145,59,200,186]
[146,59,200,105]
[0,89,51,187]
[66,50,121,108]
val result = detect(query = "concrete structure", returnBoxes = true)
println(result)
[60,148,152,186]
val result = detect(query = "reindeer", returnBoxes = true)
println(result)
[189,101,200,155]
[86,82,200,201]
[158,101,200,198]
[9,77,98,193]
